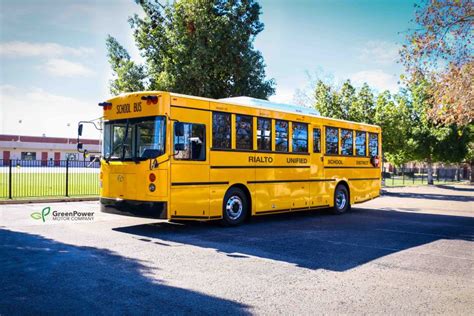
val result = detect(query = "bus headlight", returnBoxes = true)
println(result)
[149,183,156,192]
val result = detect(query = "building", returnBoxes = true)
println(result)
[0,134,100,165]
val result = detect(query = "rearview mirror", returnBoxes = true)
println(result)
[175,122,184,137]
[78,123,83,136]
[77,143,83,150]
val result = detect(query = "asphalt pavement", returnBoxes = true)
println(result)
[1,184,473,314]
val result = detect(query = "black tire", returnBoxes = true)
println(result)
[331,184,350,214]
[221,187,248,226]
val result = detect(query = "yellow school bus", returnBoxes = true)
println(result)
[87,91,381,226]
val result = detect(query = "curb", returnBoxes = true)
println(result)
[0,197,99,205]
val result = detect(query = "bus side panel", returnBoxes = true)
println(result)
[209,151,256,217]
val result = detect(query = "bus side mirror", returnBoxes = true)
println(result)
[175,122,184,137]
[78,124,83,136]
[77,143,83,150]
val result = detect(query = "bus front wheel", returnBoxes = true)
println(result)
[332,184,350,214]
[221,187,248,226]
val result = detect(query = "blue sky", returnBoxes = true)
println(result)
[0,0,415,138]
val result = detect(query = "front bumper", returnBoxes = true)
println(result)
[100,197,167,219]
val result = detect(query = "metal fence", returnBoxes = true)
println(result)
[382,166,469,186]
[0,159,100,199]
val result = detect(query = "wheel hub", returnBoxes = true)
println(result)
[226,196,243,220]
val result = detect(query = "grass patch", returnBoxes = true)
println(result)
[0,172,99,199]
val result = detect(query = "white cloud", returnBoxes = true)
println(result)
[0,85,101,138]
[349,69,399,92]
[40,58,94,77]
[0,41,93,58]
[358,41,400,65]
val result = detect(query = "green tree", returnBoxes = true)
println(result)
[400,0,473,126]
[107,0,275,99]
[106,35,146,95]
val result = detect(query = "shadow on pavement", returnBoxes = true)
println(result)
[435,184,474,192]
[0,229,250,315]
[113,208,474,272]
[382,191,474,202]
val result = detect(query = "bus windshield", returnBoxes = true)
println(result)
[103,116,166,161]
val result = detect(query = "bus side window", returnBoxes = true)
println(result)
[174,122,206,161]
[341,129,353,156]
[355,131,366,156]
[292,122,308,153]
[325,127,339,155]
[368,133,378,157]
[313,128,321,153]
[257,117,271,151]
[275,120,289,152]
[212,112,231,149]
[236,114,253,150]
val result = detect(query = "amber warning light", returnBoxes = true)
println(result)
[141,95,158,105]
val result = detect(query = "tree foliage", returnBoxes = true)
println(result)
[106,0,275,99]
[400,0,473,126]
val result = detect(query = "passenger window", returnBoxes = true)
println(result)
[212,112,231,149]
[355,131,366,156]
[341,129,353,156]
[313,128,321,153]
[369,133,379,157]
[275,120,289,152]
[236,115,253,150]
[292,122,308,153]
[257,117,271,151]
[174,122,206,161]
[325,127,339,155]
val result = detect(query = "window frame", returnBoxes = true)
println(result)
[325,126,339,155]
[174,122,206,161]
[313,127,321,153]
[257,117,272,151]
[355,131,367,157]
[291,122,308,153]
[340,128,354,156]
[235,114,253,150]
[368,132,379,157]
[212,111,231,150]
[275,119,289,152]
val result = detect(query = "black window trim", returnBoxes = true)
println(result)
[355,130,367,157]
[275,119,289,152]
[291,122,308,153]
[313,127,322,153]
[235,113,254,150]
[368,132,379,157]
[340,128,354,156]
[257,116,272,151]
[174,121,206,161]
[325,126,339,156]
[212,111,232,150]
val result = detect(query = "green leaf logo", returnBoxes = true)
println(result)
[30,206,51,222]
[31,212,42,220]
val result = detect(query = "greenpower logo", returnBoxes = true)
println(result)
[31,207,51,222]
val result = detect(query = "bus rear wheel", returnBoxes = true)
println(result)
[332,184,350,214]
[221,187,248,226]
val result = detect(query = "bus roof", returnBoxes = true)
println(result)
[155,92,380,129]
